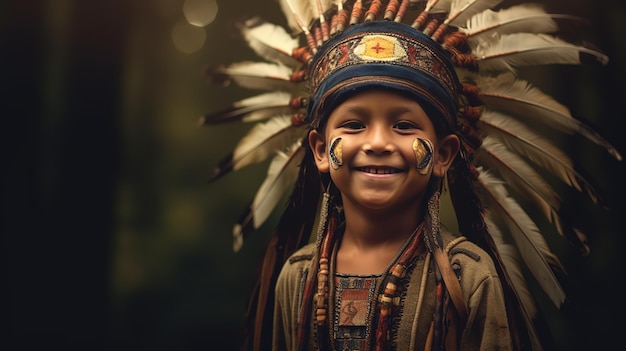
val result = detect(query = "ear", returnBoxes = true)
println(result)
[309,129,330,173]
[433,134,460,178]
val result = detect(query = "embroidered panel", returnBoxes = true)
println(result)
[333,274,379,351]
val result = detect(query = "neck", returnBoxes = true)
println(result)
[340,199,424,249]
[333,200,424,275]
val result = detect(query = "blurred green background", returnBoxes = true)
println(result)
[3,0,625,350]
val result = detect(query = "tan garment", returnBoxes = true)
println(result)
[273,229,513,351]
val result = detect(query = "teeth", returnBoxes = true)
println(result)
[362,167,395,174]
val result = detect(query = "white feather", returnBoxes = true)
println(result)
[443,0,504,26]
[239,19,301,67]
[478,109,602,204]
[231,141,304,252]
[475,73,622,161]
[430,0,453,14]
[201,92,297,125]
[233,115,306,171]
[484,215,537,317]
[476,136,591,255]
[213,61,302,93]
[473,32,609,73]
[477,136,563,232]
[251,141,304,228]
[280,0,332,34]
[484,215,543,350]
[234,92,297,123]
[461,4,563,42]
[478,169,566,308]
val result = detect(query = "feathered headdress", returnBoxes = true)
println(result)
[201,1,621,350]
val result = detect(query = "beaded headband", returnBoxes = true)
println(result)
[308,21,460,129]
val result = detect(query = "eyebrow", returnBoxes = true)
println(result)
[342,105,418,118]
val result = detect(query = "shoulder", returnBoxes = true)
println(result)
[286,243,317,265]
[440,227,499,285]
[276,243,317,291]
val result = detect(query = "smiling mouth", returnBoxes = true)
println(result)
[358,167,401,174]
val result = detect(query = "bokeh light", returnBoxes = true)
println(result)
[171,19,206,54]
[183,0,218,27]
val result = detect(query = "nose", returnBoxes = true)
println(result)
[362,125,395,154]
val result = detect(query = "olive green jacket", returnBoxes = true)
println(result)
[273,229,513,351]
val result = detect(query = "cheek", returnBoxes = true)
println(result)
[412,137,434,175]
[328,137,343,169]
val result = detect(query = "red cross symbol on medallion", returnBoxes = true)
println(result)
[371,42,385,54]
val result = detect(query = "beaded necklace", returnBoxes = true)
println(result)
[314,222,425,351]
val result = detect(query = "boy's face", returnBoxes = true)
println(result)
[310,90,454,213]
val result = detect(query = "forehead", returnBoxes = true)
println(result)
[329,89,430,116]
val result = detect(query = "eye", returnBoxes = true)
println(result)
[393,121,418,130]
[340,120,365,130]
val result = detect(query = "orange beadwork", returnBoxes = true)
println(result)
[291,112,307,126]
[384,0,400,21]
[464,106,483,123]
[431,23,449,43]
[365,0,383,22]
[411,10,429,30]
[316,256,330,326]
[444,31,470,52]
[305,29,317,54]
[330,13,338,36]
[288,96,307,110]
[336,7,349,33]
[314,26,323,48]
[450,50,478,71]
[320,19,329,42]
[292,47,312,64]
[350,0,363,25]
[395,0,410,23]
[290,70,307,83]
[461,83,481,104]
[423,18,440,37]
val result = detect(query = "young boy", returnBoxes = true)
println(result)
[270,18,515,350]
[274,87,512,350]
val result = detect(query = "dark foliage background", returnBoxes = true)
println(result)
[3,0,625,350]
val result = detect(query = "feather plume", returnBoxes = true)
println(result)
[199,92,300,125]
[476,136,590,254]
[484,215,543,350]
[477,136,561,223]
[208,115,307,182]
[280,0,333,34]
[477,170,566,308]
[238,18,301,67]
[461,4,578,42]
[484,215,536,315]
[476,73,622,161]
[478,108,603,206]
[430,0,453,14]
[473,32,609,73]
[440,0,504,27]
[208,61,303,93]
[232,141,305,252]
